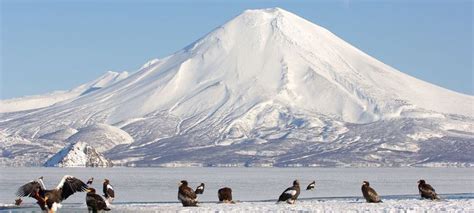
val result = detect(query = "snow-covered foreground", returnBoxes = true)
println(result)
[0,168,473,212]
[2,197,473,212]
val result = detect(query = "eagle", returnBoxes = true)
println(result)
[195,183,205,194]
[86,187,111,213]
[418,179,440,200]
[306,181,316,190]
[218,187,234,204]
[86,177,94,185]
[277,180,300,204]
[178,180,198,206]
[16,175,88,212]
[361,181,382,203]
[103,179,115,203]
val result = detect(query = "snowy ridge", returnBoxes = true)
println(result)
[0,8,473,167]
[0,71,128,113]
[44,141,112,167]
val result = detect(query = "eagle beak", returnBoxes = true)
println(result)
[178,182,182,186]
[86,188,91,192]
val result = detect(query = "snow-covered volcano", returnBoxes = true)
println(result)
[1,8,473,167]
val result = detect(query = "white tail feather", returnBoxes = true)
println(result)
[51,202,62,211]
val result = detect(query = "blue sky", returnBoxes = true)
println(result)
[1,0,472,99]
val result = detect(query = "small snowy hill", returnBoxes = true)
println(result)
[0,71,128,113]
[0,8,472,167]
[39,127,78,141]
[66,123,134,152]
[44,142,112,167]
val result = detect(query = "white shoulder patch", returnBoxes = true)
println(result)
[285,190,297,196]
[56,175,73,189]
[107,184,114,190]
[38,178,46,190]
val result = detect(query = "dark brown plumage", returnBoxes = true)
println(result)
[418,179,440,200]
[16,175,88,212]
[195,183,205,194]
[86,188,111,213]
[218,187,234,203]
[306,181,316,190]
[14,198,22,206]
[277,180,300,204]
[361,181,382,203]
[178,180,198,206]
[15,176,45,209]
[103,179,115,203]
[87,177,94,185]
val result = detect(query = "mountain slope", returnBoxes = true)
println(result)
[0,8,472,167]
[0,71,129,113]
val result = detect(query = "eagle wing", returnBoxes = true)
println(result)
[60,176,88,201]
[86,193,108,210]
[181,187,197,199]
[107,184,115,198]
[16,180,44,197]
[367,187,380,202]
[424,184,435,192]
[306,182,315,190]
[195,185,204,194]
[419,185,435,194]
[278,187,295,201]
[93,194,108,209]
[419,184,438,199]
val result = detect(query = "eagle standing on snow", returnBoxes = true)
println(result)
[103,179,115,203]
[361,181,382,203]
[306,181,316,190]
[418,179,440,200]
[218,187,234,203]
[86,188,111,213]
[178,180,198,206]
[16,175,88,212]
[277,180,300,204]
[195,183,205,194]
[86,177,94,185]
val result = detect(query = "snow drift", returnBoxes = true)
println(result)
[0,8,472,167]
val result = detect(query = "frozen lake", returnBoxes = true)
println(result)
[1,167,473,212]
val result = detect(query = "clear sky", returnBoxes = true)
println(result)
[1,0,472,99]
